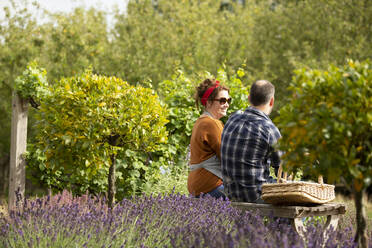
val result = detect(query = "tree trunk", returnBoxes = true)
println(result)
[354,187,368,248]
[107,135,119,209]
[108,153,116,209]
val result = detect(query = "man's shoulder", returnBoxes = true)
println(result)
[228,109,252,122]
[224,110,247,128]
[230,109,244,118]
[263,121,281,141]
[226,109,269,125]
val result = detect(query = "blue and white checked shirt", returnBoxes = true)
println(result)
[221,106,281,202]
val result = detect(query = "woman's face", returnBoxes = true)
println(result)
[206,90,230,119]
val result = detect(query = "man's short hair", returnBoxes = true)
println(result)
[249,80,275,106]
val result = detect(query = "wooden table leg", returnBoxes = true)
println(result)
[321,215,340,246]
[324,215,339,231]
[292,218,306,238]
[292,215,339,245]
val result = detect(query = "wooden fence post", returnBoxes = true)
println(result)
[8,92,28,210]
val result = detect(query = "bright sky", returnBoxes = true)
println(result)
[0,0,128,24]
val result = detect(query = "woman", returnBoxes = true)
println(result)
[187,78,231,199]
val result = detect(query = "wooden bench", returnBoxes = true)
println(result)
[231,202,346,237]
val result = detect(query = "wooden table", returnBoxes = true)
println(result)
[231,202,346,237]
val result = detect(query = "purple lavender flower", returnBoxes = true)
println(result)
[0,191,367,247]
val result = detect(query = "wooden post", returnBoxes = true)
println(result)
[8,92,28,210]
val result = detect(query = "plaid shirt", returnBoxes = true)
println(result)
[221,106,281,202]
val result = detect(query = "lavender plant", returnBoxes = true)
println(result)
[0,191,368,248]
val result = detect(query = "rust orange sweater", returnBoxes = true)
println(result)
[187,115,223,196]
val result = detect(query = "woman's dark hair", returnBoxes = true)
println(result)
[195,78,229,108]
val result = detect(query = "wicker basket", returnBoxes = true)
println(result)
[261,165,335,205]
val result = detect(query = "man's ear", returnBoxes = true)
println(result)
[269,97,274,107]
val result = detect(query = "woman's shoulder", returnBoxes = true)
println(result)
[196,116,223,129]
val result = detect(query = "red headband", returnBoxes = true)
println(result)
[201,80,220,106]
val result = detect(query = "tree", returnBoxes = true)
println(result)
[276,60,372,248]
[107,0,372,107]
[39,7,109,80]
[0,3,110,191]
[108,0,255,86]
[27,70,168,205]
[248,0,372,106]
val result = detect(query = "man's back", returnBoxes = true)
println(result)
[221,106,281,202]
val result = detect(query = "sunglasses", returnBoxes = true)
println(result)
[213,97,232,105]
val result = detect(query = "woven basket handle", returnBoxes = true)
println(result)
[277,163,287,183]
[277,163,324,184]
[318,175,324,184]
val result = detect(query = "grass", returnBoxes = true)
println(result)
[333,194,372,233]
[142,164,189,196]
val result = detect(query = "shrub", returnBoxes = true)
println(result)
[27,70,168,198]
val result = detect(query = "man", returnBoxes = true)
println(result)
[221,80,281,203]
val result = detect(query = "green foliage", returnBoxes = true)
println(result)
[27,70,168,197]
[2,0,372,199]
[218,66,251,121]
[39,8,108,80]
[14,61,49,103]
[0,1,46,157]
[2,0,372,161]
[0,4,109,159]
[109,0,372,104]
[109,0,255,85]
[276,59,372,192]
[142,164,189,196]
[248,0,372,101]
